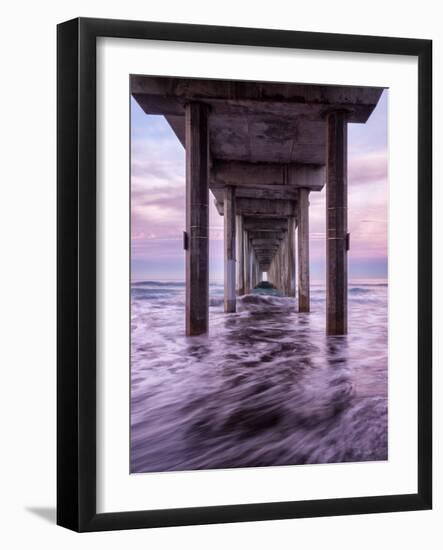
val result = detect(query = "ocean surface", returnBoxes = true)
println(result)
[131,281,388,473]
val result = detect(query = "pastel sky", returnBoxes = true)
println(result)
[131,89,388,283]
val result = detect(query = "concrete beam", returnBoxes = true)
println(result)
[216,198,297,217]
[253,248,280,255]
[212,161,325,192]
[211,183,301,201]
[243,218,289,232]
[248,231,286,240]
[132,77,382,169]
[255,258,277,265]
[253,251,282,259]
[212,161,285,186]
[131,76,383,123]
[251,239,282,247]
[185,103,210,336]
[165,115,186,146]
[287,164,326,191]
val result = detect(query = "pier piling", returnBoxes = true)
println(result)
[224,186,236,313]
[298,188,310,312]
[185,103,210,336]
[326,111,348,335]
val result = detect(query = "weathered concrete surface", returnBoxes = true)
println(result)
[287,216,296,297]
[248,231,285,241]
[326,111,348,335]
[185,103,210,336]
[212,161,325,191]
[251,239,282,247]
[298,188,310,312]
[215,198,297,217]
[244,230,251,293]
[224,186,236,313]
[212,183,300,201]
[236,215,245,296]
[131,75,384,125]
[243,218,288,232]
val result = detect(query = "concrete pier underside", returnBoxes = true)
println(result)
[132,76,382,335]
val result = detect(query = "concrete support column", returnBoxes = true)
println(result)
[276,240,282,292]
[255,254,259,287]
[252,252,258,289]
[236,215,245,296]
[273,249,280,292]
[282,239,286,293]
[251,252,256,289]
[287,216,296,297]
[268,257,273,287]
[224,186,236,313]
[298,188,310,312]
[244,230,251,294]
[269,256,274,288]
[185,103,210,336]
[278,239,285,293]
[326,111,348,335]
[272,249,277,290]
[270,241,284,293]
[282,240,286,294]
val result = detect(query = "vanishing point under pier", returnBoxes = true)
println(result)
[131,76,383,336]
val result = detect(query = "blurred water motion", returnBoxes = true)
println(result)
[131,282,388,472]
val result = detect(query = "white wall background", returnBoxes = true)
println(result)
[0,1,440,548]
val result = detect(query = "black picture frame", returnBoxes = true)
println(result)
[57,17,432,532]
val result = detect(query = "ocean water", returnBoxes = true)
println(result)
[131,281,388,473]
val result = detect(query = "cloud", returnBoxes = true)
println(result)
[307,153,388,264]
[131,107,388,281]
[130,121,186,243]
[348,151,387,186]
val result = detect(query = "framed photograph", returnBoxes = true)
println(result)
[57,17,432,531]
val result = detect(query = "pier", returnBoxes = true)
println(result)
[132,77,382,336]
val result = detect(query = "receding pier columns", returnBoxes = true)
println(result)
[298,188,310,312]
[287,216,296,297]
[326,111,348,335]
[185,103,210,336]
[236,215,245,296]
[251,250,259,289]
[244,231,251,293]
[224,186,236,313]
